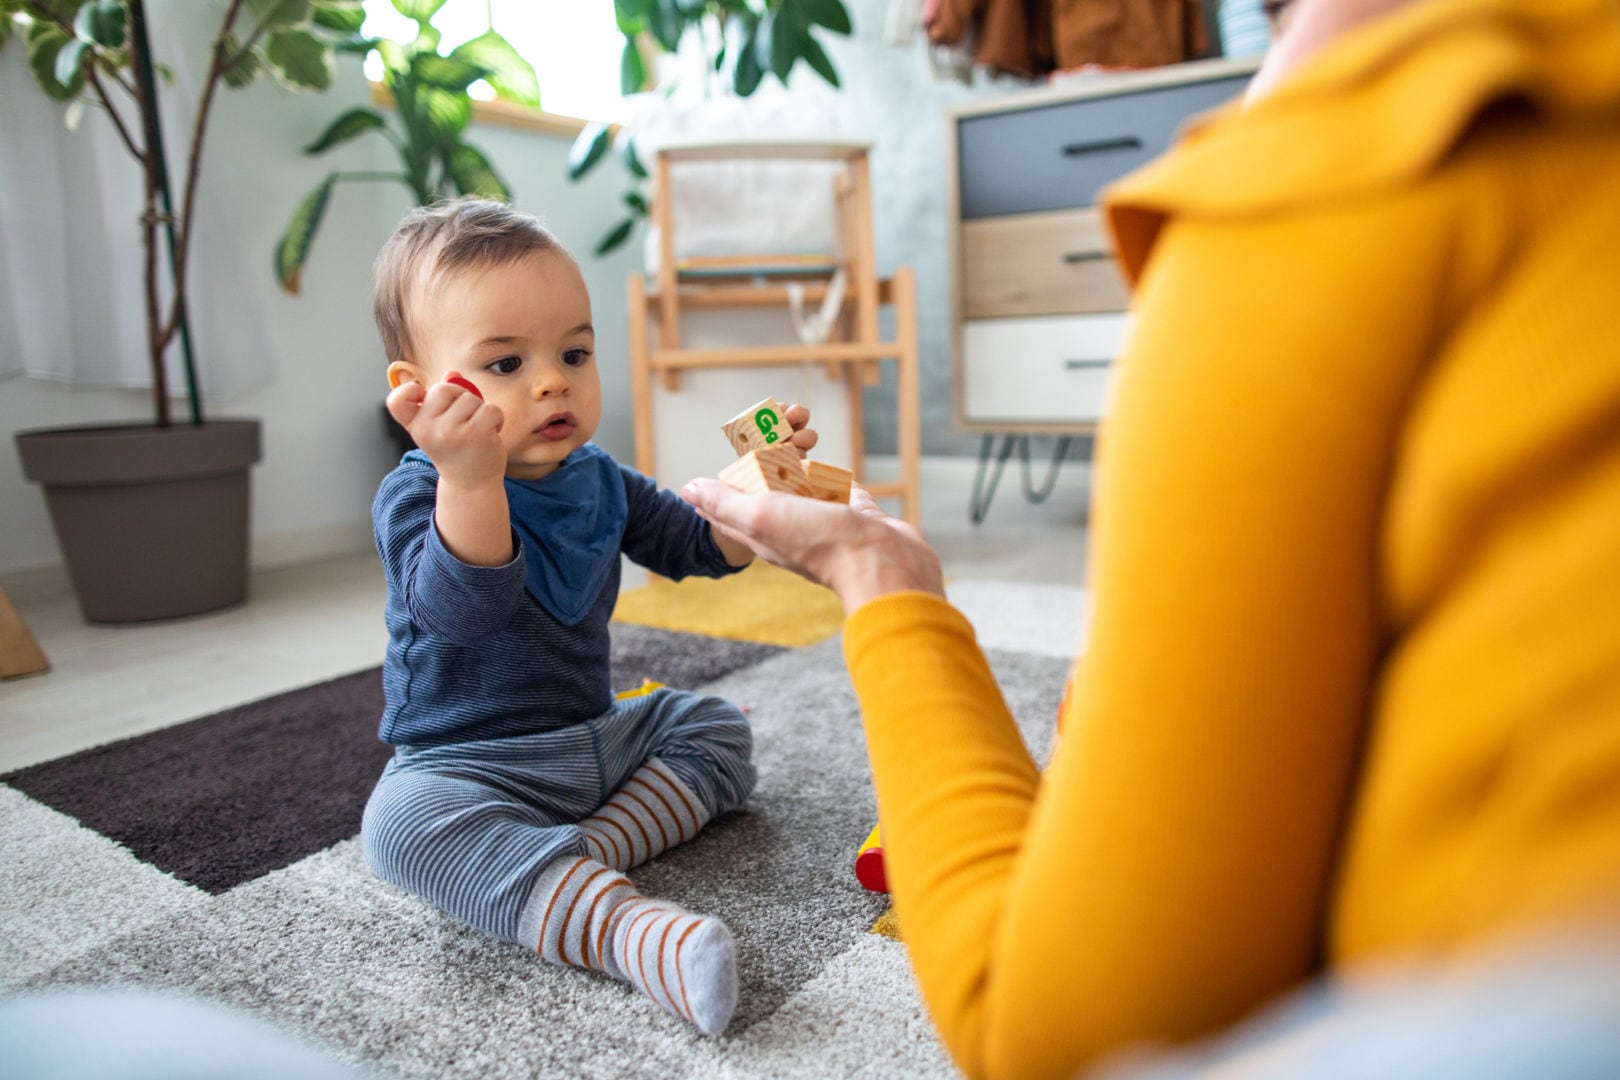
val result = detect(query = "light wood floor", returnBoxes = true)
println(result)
[1,465,1088,773]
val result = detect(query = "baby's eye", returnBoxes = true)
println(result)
[563,348,592,368]
[486,355,521,375]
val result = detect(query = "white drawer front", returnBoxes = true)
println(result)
[962,314,1130,423]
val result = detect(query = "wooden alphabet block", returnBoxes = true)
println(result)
[804,461,853,504]
[722,396,792,457]
[718,443,813,497]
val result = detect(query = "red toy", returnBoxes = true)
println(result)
[855,824,888,893]
[445,373,482,399]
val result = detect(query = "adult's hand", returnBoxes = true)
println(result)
[680,480,946,615]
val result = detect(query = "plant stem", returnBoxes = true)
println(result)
[83,65,142,160]
[128,0,170,427]
[161,0,246,363]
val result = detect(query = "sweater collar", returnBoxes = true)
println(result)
[1104,0,1620,285]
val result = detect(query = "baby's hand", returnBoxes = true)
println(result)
[386,371,505,485]
[782,402,819,457]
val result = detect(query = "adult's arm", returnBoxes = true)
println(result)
[845,181,1477,1077]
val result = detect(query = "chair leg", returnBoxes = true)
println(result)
[893,266,923,527]
[627,273,657,481]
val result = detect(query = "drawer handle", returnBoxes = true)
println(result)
[1061,136,1142,158]
[1062,251,1111,265]
[1064,359,1111,370]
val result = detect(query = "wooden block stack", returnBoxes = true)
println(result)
[717,397,854,505]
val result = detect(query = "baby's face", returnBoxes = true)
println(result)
[407,248,602,481]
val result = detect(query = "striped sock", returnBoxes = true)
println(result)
[579,758,710,872]
[529,856,737,1037]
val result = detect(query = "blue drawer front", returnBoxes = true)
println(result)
[957,74,1250,219]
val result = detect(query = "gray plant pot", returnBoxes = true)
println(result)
[15,419,262,623]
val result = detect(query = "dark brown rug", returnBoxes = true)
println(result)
[1,624,782,895]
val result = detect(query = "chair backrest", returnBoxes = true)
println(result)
[650,140,879,351]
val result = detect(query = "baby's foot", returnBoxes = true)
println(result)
[531,856,737,1036]
[610,900,737,1037]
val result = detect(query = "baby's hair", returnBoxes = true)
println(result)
[373,197,563,365]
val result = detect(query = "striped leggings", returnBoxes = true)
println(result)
[360,688,755,946]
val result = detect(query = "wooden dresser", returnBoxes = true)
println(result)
[946,58,1259,516]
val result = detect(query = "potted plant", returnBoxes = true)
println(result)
[567,0,853,255]
[4,0,354,622]
[271,0,538,295]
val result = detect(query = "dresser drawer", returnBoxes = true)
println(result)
[956,73,1248,218]
[961,313,1130,424]
[961,207,1128,318]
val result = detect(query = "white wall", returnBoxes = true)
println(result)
[1,0,1042,581]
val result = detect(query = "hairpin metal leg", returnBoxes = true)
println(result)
[968,435,1075,524]
[969,434,1016,524]
[1019,436,1072,505]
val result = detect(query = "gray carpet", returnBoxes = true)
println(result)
[0,581,1080,1079]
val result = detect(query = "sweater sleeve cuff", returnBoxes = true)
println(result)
[844,590,977,667]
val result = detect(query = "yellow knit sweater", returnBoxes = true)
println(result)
[844,2,1620,1077]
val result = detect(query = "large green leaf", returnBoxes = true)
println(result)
[446,142,508,199]
[568,121,613,181]
[73,0,126,49]
[648,0,684,53]
[419,83,471,144]
[274,172,336,295]
[265,28,333,90]
[614,0,653,35]
[594,217,636,257]
[413,52,485,93]
[246,0,312,29]
[755,8,798,82]
[448,29,538,106]
[728,14,762,97]
[798,0,852,35]
[389,0,445,22]
[618,34,644,96]
[311,0,364,32]
[303,105,385,153]
[798,30,837,87]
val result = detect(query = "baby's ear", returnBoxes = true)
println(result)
[387,360,422,389]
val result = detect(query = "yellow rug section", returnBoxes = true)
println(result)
[612,561,845,647]
[870,907,902,941]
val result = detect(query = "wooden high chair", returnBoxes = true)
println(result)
[625,140,922,525]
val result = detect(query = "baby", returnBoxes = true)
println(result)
[361,198,813,1035]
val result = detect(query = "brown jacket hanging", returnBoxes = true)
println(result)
[924,0,1206,77]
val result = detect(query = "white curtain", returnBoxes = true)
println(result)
[0,5,272,401]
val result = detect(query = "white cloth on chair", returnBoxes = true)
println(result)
[628,94,850,277]
[785,270,848,345]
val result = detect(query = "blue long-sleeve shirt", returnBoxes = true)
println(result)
[372,447,740,747]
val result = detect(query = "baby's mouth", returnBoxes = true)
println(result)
[537,413,577,442]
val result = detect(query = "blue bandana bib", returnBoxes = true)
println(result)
[501,444,627,626]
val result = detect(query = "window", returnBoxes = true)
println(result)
[360,1,628,122]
